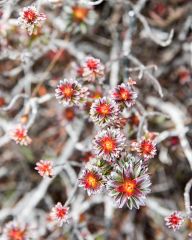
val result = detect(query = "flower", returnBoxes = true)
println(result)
[134,138,157,160]
[112,83,137,108]
[10,125,31,146]
[90,97,120,127]
[82,57,105,83]
[18,6,46,35]
[50,202,70,226]
[79,167,103,195]
[3,220,30,240]
[35,160,53,177]
[63,4,96,33]
[165,211,184,231]
[55,79,88,106]
[92,128,126,162]
[107,157,151,209]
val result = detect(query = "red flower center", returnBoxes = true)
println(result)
[85,173,99,189]
[39,163,50,172]
[15,130,25,140]
[100,136,116,153]
[117,179,136,197]
[140,140,153,155]
[23,9,37,23]
[119,88,131,101]
[96,103,111,116]
[56,208,67,218]
[170,215,181,225]
[60,84,74,99]
[86,59,98,70]
[8,228,26,240]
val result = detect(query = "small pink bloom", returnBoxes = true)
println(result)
[18,6,46,35]
[165,211,184,231]
[10,125,31,146]
[35,160,53,177]
[82,57,105,83]
[50,202,70,226]
[3,220,30,240]
[135,138,157,160]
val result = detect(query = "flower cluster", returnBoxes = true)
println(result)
[18,6,46,35]
[72,57,157,210]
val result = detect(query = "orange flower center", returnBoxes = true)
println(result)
[140,141,153,155]
[60,84,74,99]
[96,103,110,116]
[119,88,131,101]
[72,6,89,22]
[117,179,136,197]
[24,9,37,23]
[85,173,99,189]
[8,228,26,240]
[100,137,116,153]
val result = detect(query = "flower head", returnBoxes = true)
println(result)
[92,128,126,162]
[112,83,137,108]
[165,211,184,231]
[18,6,46,35]
[10,125,31,146]
[50,202,70,226]
[134,138,157,160]
[35,160,53,177]
[63,4,96,33]
[90,97,120,127]
[79,167,103,195]
[107,158,151,209]
[3,220,30,240]
[82,57,105,83]
[55,79,88,106]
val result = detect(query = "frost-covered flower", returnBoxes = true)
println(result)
[90,97,120,127]
[82,57,105,83]
[63,4,96,33]
[79,167,103,195]
[55,79,88,106]
[165,211,184,231]
[35,160,53,177]
[50,202,70,226]
[10,125,31,146]
[107,159,151,209]
[112,83,137,108]
[134,138,157,160]
[18,6,46,35]
[92,128,126,162]
[3,220,30,240]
